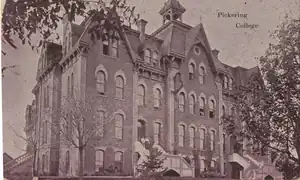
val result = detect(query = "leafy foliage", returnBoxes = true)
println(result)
[223,17,300,179]
[2,0,139,54]
[136,140,167,179]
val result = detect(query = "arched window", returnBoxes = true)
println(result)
[138,85,146,106]
[189,126,196,148]
[189,94,196,114]
[154,122,161,144]
[96,110,105,137]
[116,75,124,99]
[112,38,119,58]
[209,99,215,118]
[95,150,104,172]
[137,120,146,140]
[114,151,123,172]
[144,49,151,64]
[178,92,185,112]
[152,51,159,67]
[199,128,206,150]
[224,76,228,89]
[189,63,195,80]
[96,71,106,95]
[65,151,70,173]
[229,78,233,90]
[199,97,205,116]
[178,125,185,147]
[154,88,161,108]
[115,114,124,139]
[199,66,205,84]
[210,130,216,151]
[222,105,226,117]
[102,34,109,55]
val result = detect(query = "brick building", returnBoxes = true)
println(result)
[28,0,282,179]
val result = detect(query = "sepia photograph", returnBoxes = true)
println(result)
[1,0,300,180]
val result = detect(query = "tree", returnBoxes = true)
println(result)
[6,123,42,177]
[54,91,118,179]
[136,139,167,179]
[223,17,300,180]
[1,0,139,54]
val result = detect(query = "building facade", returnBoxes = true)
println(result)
[28,0,282,179]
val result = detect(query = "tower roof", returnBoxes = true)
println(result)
[159,0,186,15]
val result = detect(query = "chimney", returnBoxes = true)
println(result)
[138,19,148,44]
[212,49,220,58]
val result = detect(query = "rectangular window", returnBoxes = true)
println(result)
[200,129,205,150]
[115,114,123,139]
[178,125,185,147]
[154,123,161,144]
[96,110,104,137]
[112,39,118,58]
[210,131,215,151]
[189,127,195,148]
[103,39,109,55]
[114,152,123,172]
[200,159,205,172]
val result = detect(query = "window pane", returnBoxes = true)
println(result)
[144,49,151,63]
[154,123,161,144]
[112,39,118,58]
[115,151,123,161]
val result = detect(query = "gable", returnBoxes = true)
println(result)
[186,24,218,74]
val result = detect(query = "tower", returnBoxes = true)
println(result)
[159,0,186,24]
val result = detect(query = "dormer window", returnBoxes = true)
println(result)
[152,51,159,67]
[229,77,233,90]
[189,63,195,80]
[199,66,205,84]
[223,76,228,89]
[144,49,151,64]
[112,38,119,58]
[102,35,109,56]
[209,99,215,118]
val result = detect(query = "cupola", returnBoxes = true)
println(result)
[159,0,186,24]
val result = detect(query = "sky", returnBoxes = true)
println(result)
[1,0,300,158]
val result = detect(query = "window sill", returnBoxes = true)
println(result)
[115,97,125,101]
[101,54,119,60]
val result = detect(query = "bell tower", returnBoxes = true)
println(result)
[159,0,186,24]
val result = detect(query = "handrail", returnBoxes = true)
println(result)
[4,153,33,172]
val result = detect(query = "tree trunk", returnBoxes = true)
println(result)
[78,147,84,180]
[32,149,37,176]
